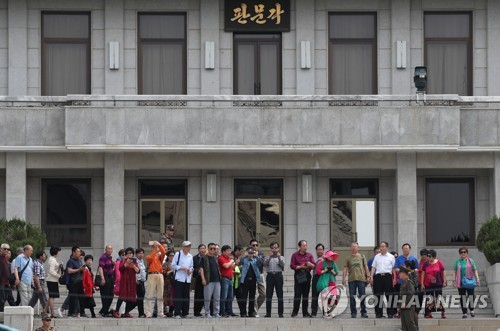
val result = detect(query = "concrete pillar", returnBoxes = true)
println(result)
[396,152,417,251]
[104,0,124,95]
[104,153,124,251]
[487,0,500,96]
[3,306,34,331]
[5,152,26,220]
[295,0,315,94]
[200,0,220,94]
[494,152,500,215]
[391,0,411,95]
[8,0,27,96]
[297,171,317,249]
[201,170,221,245]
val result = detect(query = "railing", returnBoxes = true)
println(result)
[1,94,500,108]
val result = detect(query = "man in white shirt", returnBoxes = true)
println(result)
[172,241,194,318]
[369,241,397,318]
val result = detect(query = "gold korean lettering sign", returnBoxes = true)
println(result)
[224,0,290,32]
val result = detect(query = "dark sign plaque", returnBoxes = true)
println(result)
[224,0,290,32]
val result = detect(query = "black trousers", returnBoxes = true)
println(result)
[424,286,444,315]
[265,273,284,316]
[240,279,257,316]
[68,282,85,316]
[458,287,475,314]
[292,272,311,316]
[0,284,8,312]
[373,273,396,317]
[234,284,246,315]
[125,281,145,316]
[99,275,114,315]
[174,280,191,316]
[193,276,204,315]
[311,274,320,316]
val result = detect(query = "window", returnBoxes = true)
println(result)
[41,12,90,96]
[139,179,187,249]
[424,12,472,95]
[235,178,283,198]
[234,34,282,95]
[138,13,186,94]
[42,179,91,247]
[329,13,377,94]
[426,178,475,246]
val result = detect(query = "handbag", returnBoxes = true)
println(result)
[58,264,66,285]
[461,277,477,289]
[94,267,103,287]
[295,271,308,285]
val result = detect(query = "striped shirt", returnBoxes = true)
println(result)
[33,259,46,282]
[264,255,285,273]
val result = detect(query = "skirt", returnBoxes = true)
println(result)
[47,281,60,298]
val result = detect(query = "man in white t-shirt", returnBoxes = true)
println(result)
[369,241,397,318]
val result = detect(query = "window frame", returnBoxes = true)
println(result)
[233,33,282,95]
[41,11,91,96]
[137,12,187,95]
[41,178,92,247]
[423,11,473,96]
[328,12,378,95]
[425,177,476,246]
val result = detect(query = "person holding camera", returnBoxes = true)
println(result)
[114,247,140,318]
[145,241,166,318]
[264,242,285,318]
[239,247,263,318]
[393,243,420,318]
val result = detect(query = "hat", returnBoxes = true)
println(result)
[41,313,51,321]
[182,241,192,247]
[324,250,339,261]
[399,266,411,274]
[166,224,175,231]
[246,247,255,255]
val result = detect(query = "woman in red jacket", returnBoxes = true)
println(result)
[82,255,97,318]
[113,247,140,318]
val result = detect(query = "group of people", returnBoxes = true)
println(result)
[0,228,483,330]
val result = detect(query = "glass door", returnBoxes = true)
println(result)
[236,199,282,254]
[330,198,377,264]
[140,199,186,249]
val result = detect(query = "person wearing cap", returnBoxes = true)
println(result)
[172,241,194,318]
[398,266,418,331]
[161,225,176,252]
[199,243,222,318]
[316,250,340,318]
[342,242,370,318]
[35,313,56,331]
[239,247,263,317]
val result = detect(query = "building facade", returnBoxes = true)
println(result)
[1,0,500,269]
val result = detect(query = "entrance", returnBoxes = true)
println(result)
[140,199,186,249]
[329,179,378,263]
[235,199,282,254]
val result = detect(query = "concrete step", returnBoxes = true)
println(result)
[44,316,500,331]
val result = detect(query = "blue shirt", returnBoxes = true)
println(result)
[394,255,420,284]
[367,257,374,272]
[14,254,33,286]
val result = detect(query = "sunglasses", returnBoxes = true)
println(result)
[460,251,467,254]
[209,247,216,250]
[2,248,9,251]
[252,244,259,247]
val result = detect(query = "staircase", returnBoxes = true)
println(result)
[13,271,500,331]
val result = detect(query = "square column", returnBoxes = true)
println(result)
[8,0,27,96]
[200,0,220,94]
[297,171,317,249]
[104,153,124,251]
[396,152,417,251]
[5,152,26,220]
[391,0,411,95]
[201,170,221,245]
[105,0,124,95]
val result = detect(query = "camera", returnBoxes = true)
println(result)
[405,260,416,270]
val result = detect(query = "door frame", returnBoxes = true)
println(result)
[139,198,187,249]
[235,198,283,253]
